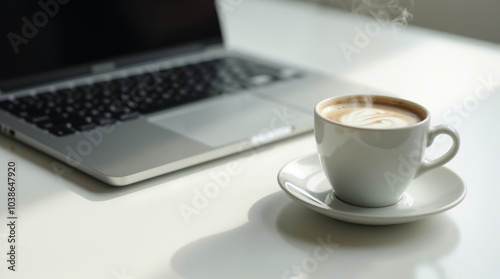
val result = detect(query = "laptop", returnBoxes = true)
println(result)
[0,0,367,185]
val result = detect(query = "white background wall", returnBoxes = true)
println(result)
[303,0,500,44]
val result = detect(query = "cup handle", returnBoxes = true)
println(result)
[415,125,460,177]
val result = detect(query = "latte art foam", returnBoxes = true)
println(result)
[320,100,423,129]
[340,108,410,128]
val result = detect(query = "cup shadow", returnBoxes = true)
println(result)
[167,192,460,279]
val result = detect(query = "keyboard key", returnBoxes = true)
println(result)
[137,101,174,114]
[13,111,30,118]
[36,119,58,130]
[116,111,140,121]
[72,121,97,131]
[0,100,17,112]
[26,114,50,123]
[48,125,74,136]
[36,116,71,129]
[93,116,116,126]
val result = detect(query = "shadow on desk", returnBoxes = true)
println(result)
[169,192,459,279]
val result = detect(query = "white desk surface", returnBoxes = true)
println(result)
[1,0,500,278]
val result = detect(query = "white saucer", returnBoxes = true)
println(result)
[277,154,466,225]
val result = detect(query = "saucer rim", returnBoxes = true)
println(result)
[277,154,467,225]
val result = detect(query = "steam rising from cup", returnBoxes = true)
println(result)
[351,0,414,26]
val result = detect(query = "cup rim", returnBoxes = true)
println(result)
[314,95,430,131]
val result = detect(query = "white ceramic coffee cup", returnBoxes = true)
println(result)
[314,95,460,207]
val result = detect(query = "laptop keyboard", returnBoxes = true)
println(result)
[0,57,300,137]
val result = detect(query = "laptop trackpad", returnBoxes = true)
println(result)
[148,94,309,147]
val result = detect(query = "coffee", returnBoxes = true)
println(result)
[319,96,425,128]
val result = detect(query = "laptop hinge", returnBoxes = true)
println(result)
[91,62,116,74]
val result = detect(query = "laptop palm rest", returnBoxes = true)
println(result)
[148,94,311,147]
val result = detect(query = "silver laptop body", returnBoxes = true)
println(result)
[0,1,367,185]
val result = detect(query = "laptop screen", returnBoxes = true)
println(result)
[0,0,223,92]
